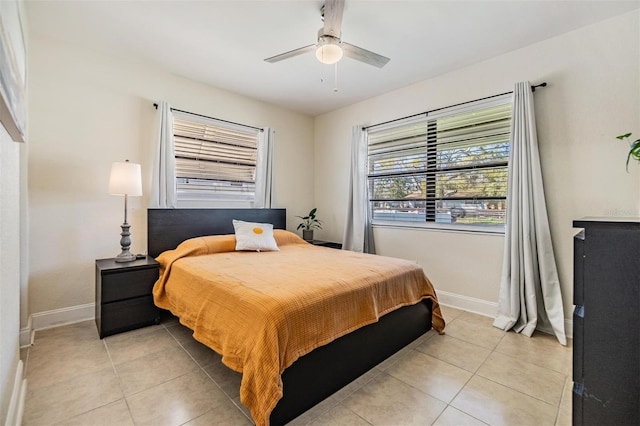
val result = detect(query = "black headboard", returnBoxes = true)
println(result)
[147,208,287,258]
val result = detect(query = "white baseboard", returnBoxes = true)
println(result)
[4,360,26,426]
[437,290,498,318]
[19,316,33,348]
[437,290,573,339]
[30,302,95,331]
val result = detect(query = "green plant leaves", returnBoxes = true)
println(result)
[627,138,640,171]
[617,133,633,140]
[618,132,640,172]
[297,208,322,230]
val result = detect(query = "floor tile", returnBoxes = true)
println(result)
[307,403,372,426]
[202,359,243,399]
[432,406,488,426]
[104,326,179,365]
[165,321,196,343]
[232,396,253,422]
[451,375,557,426]
[439,305,464,322]
[26,338,112,389]
[33,320,99,347]
[416,334,491,373]
[385,349,472,403]
[56,399,134,426]
[287,395,341,426]
[181,338,225,368]
[443,313,505,350]
[555,377,573,426]
[22,307,572,426]
[23,367,123,425]
[182,400,253,425]
[114,344,200,396]
[126,369,229,425]
[458,311,496,327]
[494,330,572,375]
[476,351,567,405]
[343,372,447,425]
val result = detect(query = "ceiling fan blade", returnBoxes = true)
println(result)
[322,0,344,38]
[342,42,390,68]
[264,44,316,63]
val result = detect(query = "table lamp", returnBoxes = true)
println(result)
[109,160,142,262]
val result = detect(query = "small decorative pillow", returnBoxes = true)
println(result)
[232,220,279,252]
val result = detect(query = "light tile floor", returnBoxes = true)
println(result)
[21,305,572,425]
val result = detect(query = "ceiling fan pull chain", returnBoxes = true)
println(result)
[333,62,339,92]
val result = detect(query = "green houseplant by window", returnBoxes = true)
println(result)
[297,208,322,241]
[616,133,640,171]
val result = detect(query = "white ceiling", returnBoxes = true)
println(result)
[25,0,639,116]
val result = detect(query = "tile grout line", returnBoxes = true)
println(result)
[163,321,255,424]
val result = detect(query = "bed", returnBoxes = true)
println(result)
[147,208,444,425]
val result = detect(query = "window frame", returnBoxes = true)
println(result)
[367,94,512,233]
[171,110,261,206]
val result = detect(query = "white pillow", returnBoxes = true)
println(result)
[232,220,279,252]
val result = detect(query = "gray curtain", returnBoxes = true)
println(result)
[343,125,375,253]
[255,127,274,208]
[493,82,567,345]
[149,101,177,208]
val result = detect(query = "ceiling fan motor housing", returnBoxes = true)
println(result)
[316,34,343,64]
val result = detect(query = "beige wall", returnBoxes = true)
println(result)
[27,36,315,315]
[314,11,640,321]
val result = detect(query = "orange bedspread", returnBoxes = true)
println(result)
[153,230,444,426]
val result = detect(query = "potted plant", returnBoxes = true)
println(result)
[297,208,322,241]
[616,132,640,171]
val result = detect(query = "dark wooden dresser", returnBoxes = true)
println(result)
[572,217,640,425]
[95,257,161,338]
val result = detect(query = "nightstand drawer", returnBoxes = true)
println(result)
[100,296,159,337]
[102,267,158,303]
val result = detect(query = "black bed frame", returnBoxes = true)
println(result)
[147,208,433,425]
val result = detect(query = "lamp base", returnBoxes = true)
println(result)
[114,251,137,263]
[115,220,135,262]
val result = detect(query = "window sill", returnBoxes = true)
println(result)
[372,220,505,236]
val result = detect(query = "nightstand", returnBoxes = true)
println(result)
[309,240,343,250]
[95,257,161,338]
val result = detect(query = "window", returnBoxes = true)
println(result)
[367,96,512,229]
[172,111,260,202]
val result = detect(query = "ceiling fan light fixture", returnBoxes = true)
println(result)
[316,36,343,64]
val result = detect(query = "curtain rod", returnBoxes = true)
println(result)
[363,82,547,131]
[153,103,264,132]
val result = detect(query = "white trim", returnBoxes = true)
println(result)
[30,302,94,331]
[438,290,573,339]
[19,315,32,348]
[437,290,498,318]
[4,360,26,426]
[373,220,506,236]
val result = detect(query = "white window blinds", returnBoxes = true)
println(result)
[368,96,512,228]
[172,111,260,201]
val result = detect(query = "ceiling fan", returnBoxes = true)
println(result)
[264,0,390,68]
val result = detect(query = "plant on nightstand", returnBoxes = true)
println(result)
[616,133,640,171]
[297,208,322,241]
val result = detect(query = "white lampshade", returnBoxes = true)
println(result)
[316,41,343,65]
[108,161,142,196]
